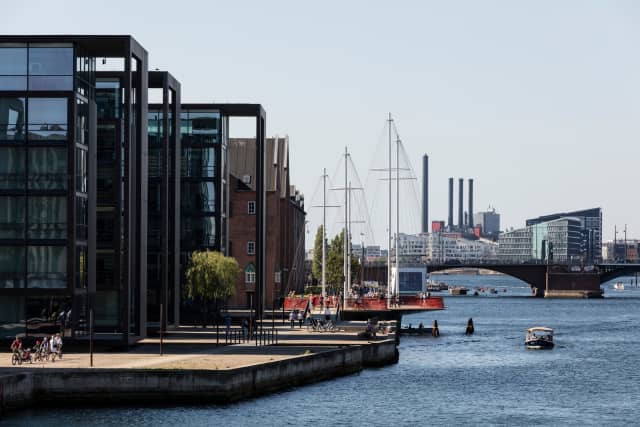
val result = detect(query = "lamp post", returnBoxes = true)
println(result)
[282,267,288,325]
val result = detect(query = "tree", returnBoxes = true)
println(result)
[312,225,324,282]
[185,250,240,327]
[325,229,361,294]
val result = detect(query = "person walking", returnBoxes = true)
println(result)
[324,306,331,322]
[289,310,295,329]
[224,313,232,339]
[297,310,303,328]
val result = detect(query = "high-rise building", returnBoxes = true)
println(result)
[474,208,501,238]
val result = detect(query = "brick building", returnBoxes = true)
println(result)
[227,136,305,310]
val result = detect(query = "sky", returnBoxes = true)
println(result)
[6,0,639,247]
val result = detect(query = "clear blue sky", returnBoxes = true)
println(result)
[6,0,639,246]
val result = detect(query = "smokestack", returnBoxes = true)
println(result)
[421,155,428,233]
[458,178,464,229]
[448,178,454,229]
[468,178,474,228]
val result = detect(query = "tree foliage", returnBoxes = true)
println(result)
[325,229,361,293]
[312,225,324,282]
[186,250,240,302]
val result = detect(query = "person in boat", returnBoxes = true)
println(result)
[432,320,440,337]
[465,318,474,335]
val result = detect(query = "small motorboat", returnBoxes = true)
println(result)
[613,282,624,291]
[525,327,554,350]
[448,286,468,296]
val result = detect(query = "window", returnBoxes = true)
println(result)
[0,147,25,190]
[76,147,87,193]
[244,263,256,284]
[247,241,255,255]
[0,47,27,90]
[0,196,25,239]
[28,147,67,190]
[28,46,73,90]
[0,247,25,289]
[181,182,215,213]
[28,98,68,141]
[181,147,215,178]
[275,271,281,283]
[28,197,67,240]
[248,201,256,215]
[0,97,25,140]
[27,245,67,288]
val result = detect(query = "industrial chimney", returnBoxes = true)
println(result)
[448,178,454,230]
[421,155,428,234]
[468,178,474,228]
[458,178,464,229]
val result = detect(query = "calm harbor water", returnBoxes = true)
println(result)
[3,275,640,426]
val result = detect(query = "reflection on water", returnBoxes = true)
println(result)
[4,275,640,426]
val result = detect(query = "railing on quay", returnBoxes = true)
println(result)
[224,327,278,346]
[343,296,445,311]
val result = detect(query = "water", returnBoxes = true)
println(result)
[3,275,640,426]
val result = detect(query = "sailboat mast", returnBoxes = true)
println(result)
[395,135,400,296]
[387,113,392,301]
[322,168,327,298]
[347,180,352,295]
[343,147,348,302]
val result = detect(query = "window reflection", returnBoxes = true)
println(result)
[28,197,67,239]
[0,196,25,239]
[181,147,215,178]
[0,97,25,140]
[0,147,25,190]
[28,147,67,190]
[182,182,216,212]
[0,48,27,75]
[27,245,67,289]
[28,98,68,141]
[28,47,73,76]
[0,247,25,289]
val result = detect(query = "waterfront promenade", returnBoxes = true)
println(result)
[0,322,397,415]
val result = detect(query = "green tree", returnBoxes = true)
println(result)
[185,250,240,327]
[325,229,362,293]
[312,225,324,283]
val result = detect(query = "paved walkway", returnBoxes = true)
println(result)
[0,322,394,372]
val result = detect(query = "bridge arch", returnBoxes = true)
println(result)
[427,264,548,291]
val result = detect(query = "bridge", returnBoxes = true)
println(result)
[426,262,640,298]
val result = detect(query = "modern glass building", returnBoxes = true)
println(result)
[0,35,269,344]
[0,35,149,344]
[499,213,596,263]
[525,208,602,263]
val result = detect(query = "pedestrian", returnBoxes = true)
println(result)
[324,306,331,322]
[297,310,303,328]
[289,310,295,329]
[224,313,232,339]
[432,320,440,337]
[242,318,249,338]
[465,318,474,336]
[320,295,324,310]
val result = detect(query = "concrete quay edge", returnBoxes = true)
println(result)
[0,340,397,415]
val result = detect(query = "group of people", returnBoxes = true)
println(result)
[10,333,63,363]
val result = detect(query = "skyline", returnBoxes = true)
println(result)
[5,0,639,245]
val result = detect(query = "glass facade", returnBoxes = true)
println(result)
[179,108,226,323]
[0,44,73,91]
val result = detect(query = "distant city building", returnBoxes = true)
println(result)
[473,207,500,238]
[431,220,445,233]
[498,208,602,264]
[602,240,640,262]
[526,207,602,262]
[396,232,498,263]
